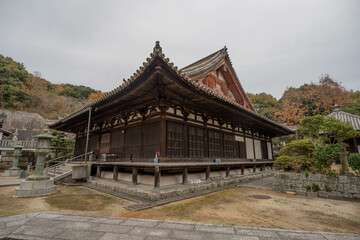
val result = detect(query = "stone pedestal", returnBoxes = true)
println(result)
[13,179,56,197]
[2,169,22,177]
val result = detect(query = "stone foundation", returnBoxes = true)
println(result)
[13,179,56,197]
[2,169,22,177]
[273,171,360,199]
[90,170,275,201]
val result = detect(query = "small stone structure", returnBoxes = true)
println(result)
[2,143,23,177]
[273,171,360,199]
[13,131,56,197]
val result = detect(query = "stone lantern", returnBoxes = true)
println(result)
[13,130,57,197]
[27,131,53,181]
[2,143,23,177]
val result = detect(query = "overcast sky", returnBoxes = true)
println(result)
[0,0,359,99]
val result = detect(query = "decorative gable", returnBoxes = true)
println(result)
[181,48,254,111]
[194,60,252,110]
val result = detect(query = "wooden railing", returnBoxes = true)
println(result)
[0,140,37,148]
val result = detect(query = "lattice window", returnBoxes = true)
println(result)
[189,126,204,158]
[223,133,234,158]
[167,122,183,157]
[208,130,221,158]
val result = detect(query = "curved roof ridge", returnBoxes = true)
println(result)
[180,47,227,76]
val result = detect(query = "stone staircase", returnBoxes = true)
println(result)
[46,164,72,182]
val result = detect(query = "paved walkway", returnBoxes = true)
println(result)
[0,178,21,186]
[1,212,359,240]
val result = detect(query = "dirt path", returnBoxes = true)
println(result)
[118,187,360,234]
[0,184,359,234]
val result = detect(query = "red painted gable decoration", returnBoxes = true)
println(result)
[186,57,253,111]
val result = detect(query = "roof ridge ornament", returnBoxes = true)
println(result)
[153,41,162,56]
[333,104,341,112]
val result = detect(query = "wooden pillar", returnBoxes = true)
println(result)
[260,164,264,171]
[241,165,245,175]
[226,166,230,177]
[270,138,274,160]
[182,167,188,184]
[253,164,256,173]
[206,165,210,180]
[113,166,118,180]
[96,165,101,177]
[154,166,161,188]
[132,168,138,185]
[271,164,273,170]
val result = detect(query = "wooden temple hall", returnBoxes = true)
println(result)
[50,41,293,187]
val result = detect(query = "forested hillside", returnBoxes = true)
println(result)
[0,54,102,119]
[248,74,360,126]
[1,54,358,124]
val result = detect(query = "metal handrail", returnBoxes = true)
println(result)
[44,151,94,177]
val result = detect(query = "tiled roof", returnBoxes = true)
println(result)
[181,48,227,76]
[328,107,360,131]
[50,41,293,134]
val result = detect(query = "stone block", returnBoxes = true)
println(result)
[307,192,318,198]
[156,222,195,231]
[19,180,34,190]
[13,180,56,197]
[171,229,213,240]
[32,180,47,189]
[308,174,322,181]
[98,233,145,240]
[128,227,172,238]
[338,175,348,183]
[121,219,159,227]
[46,179,54,187]
[195,224,235,234]
[2,169,22,177]
[72,165,88,179]
[296,191,307,196]
[54,229,105,240]
[318,191,329,198]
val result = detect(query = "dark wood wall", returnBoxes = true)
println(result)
[74,105,273,162]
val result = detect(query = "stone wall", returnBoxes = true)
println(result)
[273,171,360,199]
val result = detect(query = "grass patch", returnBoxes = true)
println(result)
[45,187,115,211]
[165,189,236,218]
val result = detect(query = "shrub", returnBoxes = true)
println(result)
[312,183,320,192]
[275,139,317,158]
[313,144,345,169]
[274,155,314,172]
[347,153,360,176]
[274,156,293,171]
